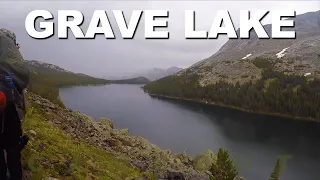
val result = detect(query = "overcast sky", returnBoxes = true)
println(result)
[0,1,319,78]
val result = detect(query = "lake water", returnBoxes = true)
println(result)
[59,84,320,180]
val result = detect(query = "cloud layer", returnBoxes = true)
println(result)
[0,1,319,78]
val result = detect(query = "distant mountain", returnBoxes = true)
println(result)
[107,76,151,84]
[144,10,320,121]
[166,67,183,75]
[132,67,183,81]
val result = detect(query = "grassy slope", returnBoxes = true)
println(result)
[22,99,154,180]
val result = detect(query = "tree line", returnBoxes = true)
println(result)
[143,68,320,120]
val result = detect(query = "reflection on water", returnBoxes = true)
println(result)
[60,84,320,180]
[162,97,320,155]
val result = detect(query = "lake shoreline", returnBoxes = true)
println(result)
[146,93,318,123]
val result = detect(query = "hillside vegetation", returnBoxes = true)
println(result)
[26,60,109,106]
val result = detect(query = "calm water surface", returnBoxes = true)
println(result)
[59,84,320,180]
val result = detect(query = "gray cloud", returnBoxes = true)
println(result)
[0,1,319,78]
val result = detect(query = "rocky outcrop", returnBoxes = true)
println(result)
[26,93,213,179]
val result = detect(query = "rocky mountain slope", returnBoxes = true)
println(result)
[143,10,320,121]
[181,10,320,86]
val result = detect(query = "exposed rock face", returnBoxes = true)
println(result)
[26,93,212,179]
[176,10,320,85]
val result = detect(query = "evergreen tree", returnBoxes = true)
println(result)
[209,148,238,180]
[269,158,281,180]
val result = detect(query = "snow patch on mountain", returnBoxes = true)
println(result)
[304,73,311,76]
[276,47,290,58]
[242,54,252,60]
